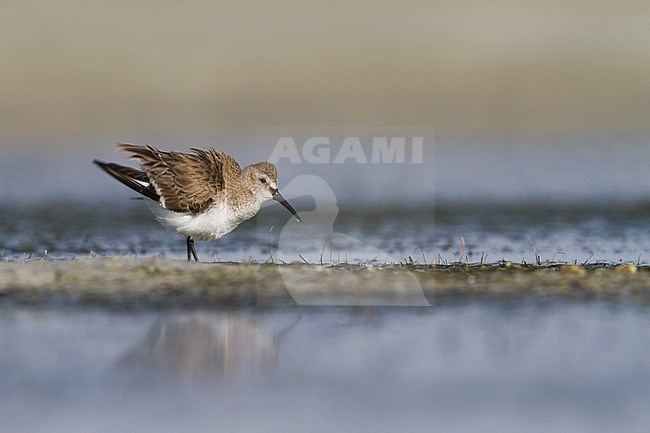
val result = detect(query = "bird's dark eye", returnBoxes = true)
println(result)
[260,177,267,184]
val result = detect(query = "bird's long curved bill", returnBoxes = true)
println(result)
[273,190,302,222]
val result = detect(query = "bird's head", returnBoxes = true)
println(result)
[247,162,302,222]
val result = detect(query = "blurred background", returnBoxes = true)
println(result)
[1,0,649,205]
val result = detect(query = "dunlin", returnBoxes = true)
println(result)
[94,143,302,261]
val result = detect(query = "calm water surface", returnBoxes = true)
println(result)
[1,304,649,433]
[2,200,650,264]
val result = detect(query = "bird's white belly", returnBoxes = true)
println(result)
[148,202,243,241]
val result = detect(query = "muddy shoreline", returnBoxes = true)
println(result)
[1,258,650,308]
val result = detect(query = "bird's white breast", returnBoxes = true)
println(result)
[148,201,249,241]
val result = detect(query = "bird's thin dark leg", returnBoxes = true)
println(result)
[187,236,199,261]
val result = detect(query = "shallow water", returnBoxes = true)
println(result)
[1,304,649,433]
[2,200,650,265]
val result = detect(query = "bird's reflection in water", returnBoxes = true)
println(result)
[117,312,300,382]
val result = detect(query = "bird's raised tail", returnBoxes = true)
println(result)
[93,160,160,202]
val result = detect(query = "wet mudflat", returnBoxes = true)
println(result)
[2,258,650,307]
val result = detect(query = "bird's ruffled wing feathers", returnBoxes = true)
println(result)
[116,143,241,214]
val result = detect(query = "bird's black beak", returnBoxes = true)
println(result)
[273,190,302,222]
